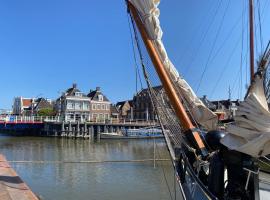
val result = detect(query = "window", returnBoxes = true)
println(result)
[67,102,73,109]
[106,105,110,110]
[92,104,96,110]
[75,92,83,97]
[97,104,101,110]
[75,102,81,110]
[102,104,105,110]
[98,95,103,101]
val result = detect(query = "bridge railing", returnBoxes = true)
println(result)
[0,115,158,126]
[0,116,44,123]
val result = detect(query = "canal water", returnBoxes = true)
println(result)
[0,135,182,200]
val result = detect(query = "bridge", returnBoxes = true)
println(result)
[0,116,159,139]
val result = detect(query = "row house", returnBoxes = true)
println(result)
[29,98,54,116]
[201,95,240,121]
[56,84,91,122]
[111,104,120,120]
[133,86,163,121]
[88,87,111,121]
[117,86,170,121]
[116,100,133,120]
[13,97,53,116]
[56,84,111,122]
[211,99,239,120]
[13,97,33,115]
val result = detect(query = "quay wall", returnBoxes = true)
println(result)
[42,121,153,140]
[0,121,157,139]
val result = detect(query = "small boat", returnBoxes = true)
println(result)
[100,128,164,139]
[100,132,125,139]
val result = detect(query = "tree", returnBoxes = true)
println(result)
[37,108,56,116]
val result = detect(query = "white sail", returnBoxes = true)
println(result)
[129,0,218,130]
[221,73,270,157]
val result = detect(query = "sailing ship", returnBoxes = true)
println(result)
[126,0,270,199]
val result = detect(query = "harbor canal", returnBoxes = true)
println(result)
[0,135,182,200]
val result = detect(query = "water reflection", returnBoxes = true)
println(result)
[0,136,182,200]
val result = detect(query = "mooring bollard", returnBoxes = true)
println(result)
[68,122,72,138]
[87,126,91,140]
[82,123,87,139]
[90,126,94,141]
[97,126,101,142]
[72,127,75,138]
[61,121,65,137]
[76,121,80,138]
[65,127,68,137]
[80,127,84,138]
[109,126,113,133]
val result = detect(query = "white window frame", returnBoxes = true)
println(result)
[98,95,103,101]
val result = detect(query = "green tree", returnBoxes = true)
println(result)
[37,108,56,116]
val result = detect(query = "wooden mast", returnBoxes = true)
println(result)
[127,2,206,152]
[249,0,255,83]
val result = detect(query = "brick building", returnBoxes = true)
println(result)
[133,86,163,121]
[116,100,133,120]
[88,87,111,121]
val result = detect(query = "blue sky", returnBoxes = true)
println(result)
[0,0,269,109]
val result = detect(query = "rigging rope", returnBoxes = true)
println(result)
[239,0,245,100]
[257,0,263,53]
[174,0,217,72]
[209,36,242,98]
[184,0,223,76]
[196,0,231,93]
[127,13,144,92]
[127,12,186,199]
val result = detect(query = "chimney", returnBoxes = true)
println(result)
[96,87,101,91]
[72,83,77,89]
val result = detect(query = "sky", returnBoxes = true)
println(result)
[0,0,269,109]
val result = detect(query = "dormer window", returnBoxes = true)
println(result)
[98,95,103,101]
[75,92,83,97]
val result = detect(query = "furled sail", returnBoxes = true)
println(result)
[128,0,218,130]
[221,45,270,157]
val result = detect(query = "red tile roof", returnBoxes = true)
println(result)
[22,99,32,107]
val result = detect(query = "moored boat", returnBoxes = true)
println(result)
[100,128,164,139]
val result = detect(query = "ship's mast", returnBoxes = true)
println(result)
[249,0,255,83]
[127,2,207,155]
